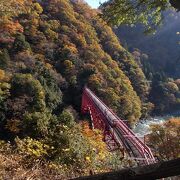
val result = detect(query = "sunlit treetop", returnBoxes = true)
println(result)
[100,0,180,34]
[0,0,26,17]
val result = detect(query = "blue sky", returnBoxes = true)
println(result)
[84,0,107,8]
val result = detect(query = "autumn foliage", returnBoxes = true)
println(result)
[148,118,180,160]
[0,0,178,179]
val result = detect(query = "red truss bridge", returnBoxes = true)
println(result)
[81,87,156,166]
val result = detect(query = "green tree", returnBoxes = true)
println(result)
[101,0,180,33]
[11,74,45,111]
[58,108,75,127]
[13,33,31,53]
[149,74,180,113]
[0,49,10,69]
[0,82,10,134]
[24,62,63,110]
[23,110,53,138]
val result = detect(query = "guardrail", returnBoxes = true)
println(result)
[74,158,180,180]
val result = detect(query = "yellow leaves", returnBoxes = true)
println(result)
[0,82,10,89]
[62,125,68,129]
[75,33,87,47]
[45,63,53,69]
[110,61,118,69]
[0,0,29,20]
[15,137,50,158]
[39,90,44,98]
[62,148,70,152]
[63,44,78,54]
[0,82,11,99]
[48,162,60,170]
[85,156,91,162]
[98,152,106,159]
[64,60,73,69]
[0,140,11,153]
[12,0,25,6]
[31,18,39,26]
[48,20,61,31]
[81,121,109,162]
[96,61,107,72]
[33,3,43,14]
[0,0,42,25]
[45,28,59,40]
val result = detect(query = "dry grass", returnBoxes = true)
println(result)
[0,153,68,180]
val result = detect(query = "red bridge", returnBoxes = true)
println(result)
[81,87,156,166]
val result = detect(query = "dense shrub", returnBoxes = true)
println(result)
[11,74,45,111]
[13,34,31,53]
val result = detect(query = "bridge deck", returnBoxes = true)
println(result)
[81,87,156,166]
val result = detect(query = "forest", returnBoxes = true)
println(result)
[115,10,180,113]
[0,0,179,179]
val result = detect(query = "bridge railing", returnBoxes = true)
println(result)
[82,87,156,165]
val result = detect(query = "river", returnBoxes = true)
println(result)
[134,112,180,137]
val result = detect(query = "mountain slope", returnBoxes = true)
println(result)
[114,11,180,78]
[0,0,150,126]
[0,0,150,177]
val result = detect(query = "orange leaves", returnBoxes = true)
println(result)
[1,20,23,34]
[0,69,5,81]
[81,121,104,143]
[0,1,42,38]
[165,118,180,128]
[63,44,78,55]
[81,121,107,154]
[81,121,95,137]
[12,0,25,5]
[0,20,23,43]
[80,121,114,171]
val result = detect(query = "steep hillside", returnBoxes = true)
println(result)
[114,11,180,78]
[0,0,149,127]
[0,0,149,178]
[114,11,180,114]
